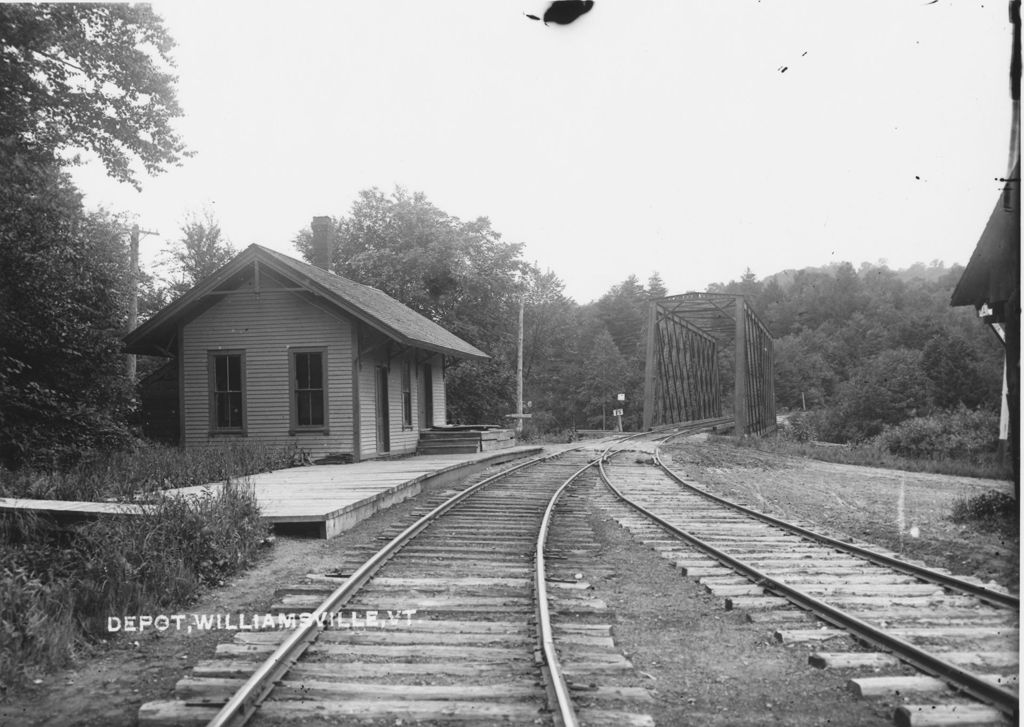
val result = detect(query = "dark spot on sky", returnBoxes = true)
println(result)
[526,1,595,26]
[778,52,807,75]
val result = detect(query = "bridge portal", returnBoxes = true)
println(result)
[642,293,775,436]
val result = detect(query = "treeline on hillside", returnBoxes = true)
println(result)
[707,264,1003,444]
[295,188,1003,447]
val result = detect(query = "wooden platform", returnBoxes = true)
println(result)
[0,446,543,539]
[0,498,146,520]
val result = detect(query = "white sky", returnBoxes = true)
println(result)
[72,1,1016,303]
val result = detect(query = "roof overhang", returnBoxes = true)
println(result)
[125,246,490,361]
[950,159,1020,322]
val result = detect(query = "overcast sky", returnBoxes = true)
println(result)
[71,1,1015,303]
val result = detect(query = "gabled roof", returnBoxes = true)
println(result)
[950,159,1020,315]
[125,244,489,361]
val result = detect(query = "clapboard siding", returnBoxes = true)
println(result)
[182,290,353,459]
[357,351,378,461]
[356,348,440,459]
[389,350,418,455]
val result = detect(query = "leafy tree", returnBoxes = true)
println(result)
[921,334,992,410]
[593,275,647,360]
[0,5,187,467]
[824,349,931,442]
[0,4,188,185]
[711,259,1002,445]
[164,210,236,298]
[294,187,531,422]
[0,161,134,468]
[572,324,632,429]
[773,335,833,410]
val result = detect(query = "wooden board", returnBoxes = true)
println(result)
[1,446,542,539]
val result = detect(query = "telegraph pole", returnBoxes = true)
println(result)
[506,296,531,435]
[126,223,158,382]
[516,298,524,432]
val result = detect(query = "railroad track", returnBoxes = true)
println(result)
[595,436,1019,727]
[138,422,726,727]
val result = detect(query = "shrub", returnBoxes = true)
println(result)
[950,490,1018,537]
[0,440,299,501]
[71,480,266,633]
[875,407,1000,462]
[0,514,78,683]
[0,479,269,686]
[824,349,930,442]
[779,410,825,443]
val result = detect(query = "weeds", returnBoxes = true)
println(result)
[1,459,270,688]
[950,490,1019,537]
[765,408,1012,480]
[874,407,1000,462]
[0,440,299,501]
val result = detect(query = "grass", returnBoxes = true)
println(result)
[766,407,1015,481]
[0,440,300,501]
[733,433,1013,481]
[0,443,281,690]
[950,490,1019,538]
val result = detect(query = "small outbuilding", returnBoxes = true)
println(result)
[125,219,489,461]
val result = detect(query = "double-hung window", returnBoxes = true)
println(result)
[209,351,245,434]
[291,349,328,432]
[401,359,412,429]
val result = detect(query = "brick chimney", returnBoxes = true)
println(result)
[310,216,332,271]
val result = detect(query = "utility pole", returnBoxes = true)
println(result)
[126,223,159,382]
[516,297,524,434]
[505,296,531,435]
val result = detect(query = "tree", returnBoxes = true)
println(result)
[0,5,187,467]
[826,349,931,442]
[0,4,188,186]
[164,210,236,298]
[294,187,532,423]
[921,334,994,410]
[646,272,668,299]
[573,324,632,429]
[521,270,583,431]
[773,334,834,410]
[0,161,134,468]
[593,275,648,362]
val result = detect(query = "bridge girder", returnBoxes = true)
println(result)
[642,293,776,436]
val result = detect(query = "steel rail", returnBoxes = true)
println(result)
[532,419,729,727]
[207,420,730,727]
[534,460,595,727]
[206,444,591,727]
[597,454,1019,719]
[653,433,1018,610]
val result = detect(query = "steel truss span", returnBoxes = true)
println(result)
[643,292,776,436]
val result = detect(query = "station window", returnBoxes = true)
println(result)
[209,352,245,434]
[291,350,328,431]
[401,359,412,428]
